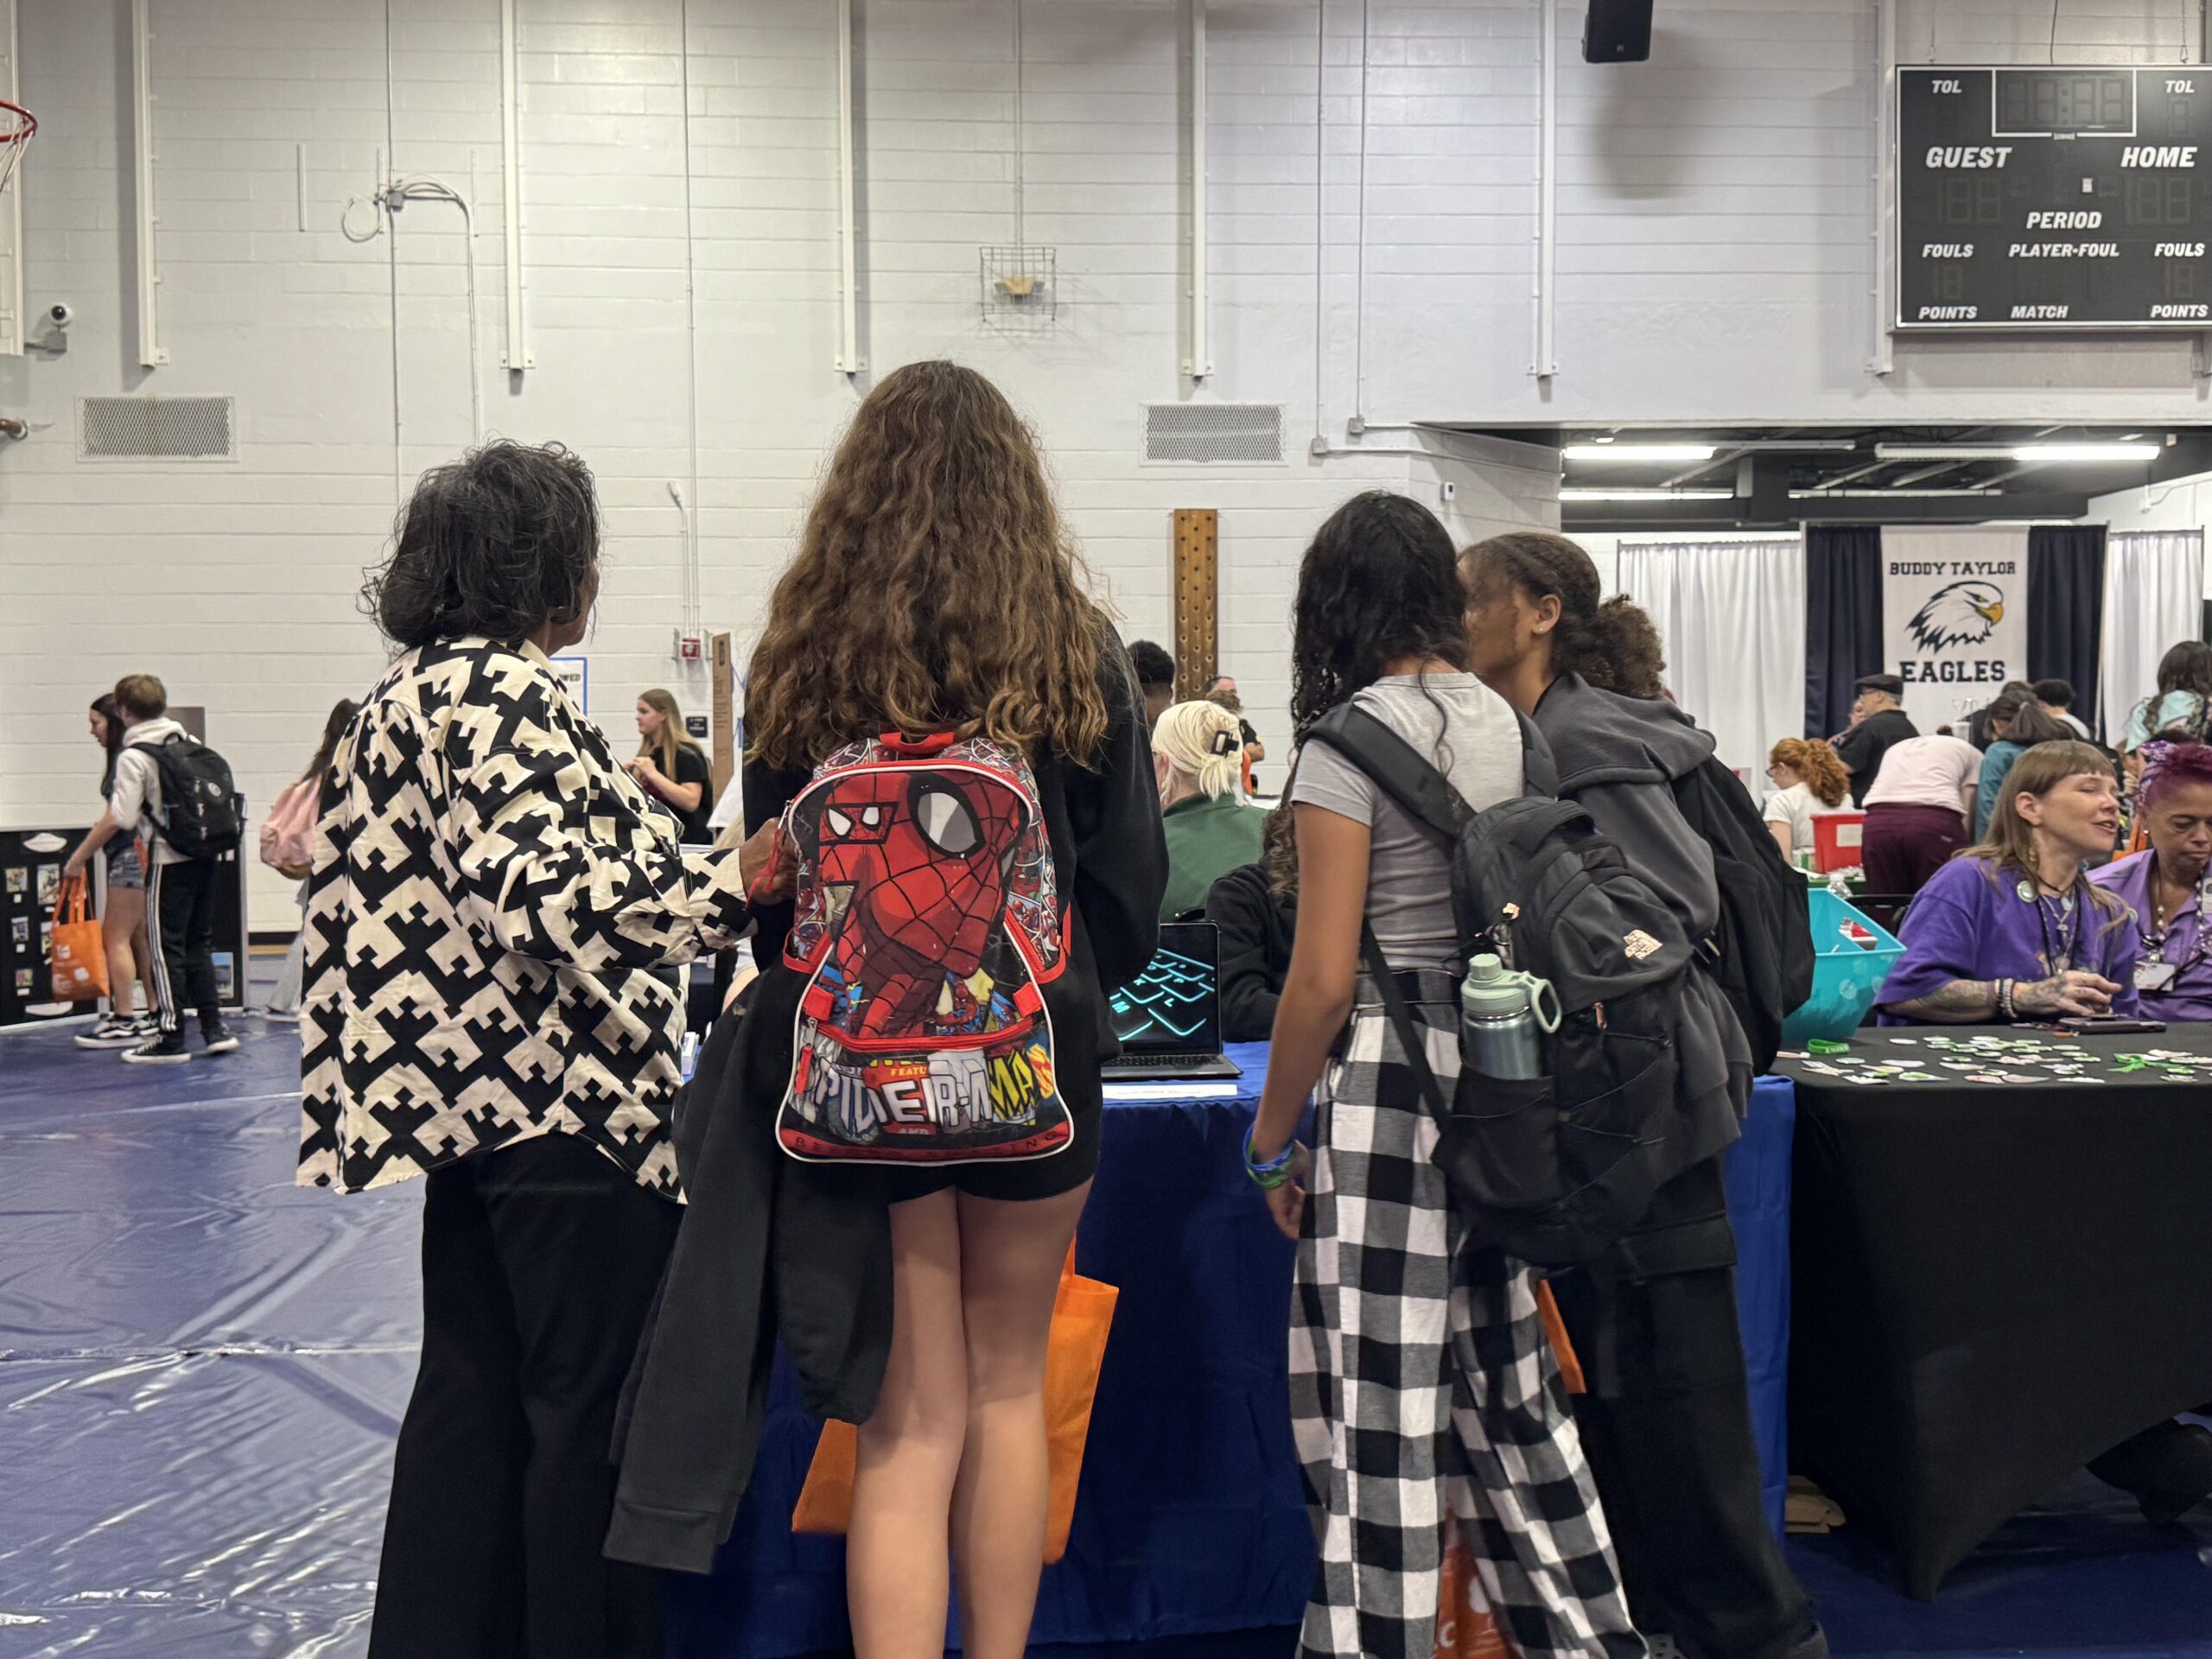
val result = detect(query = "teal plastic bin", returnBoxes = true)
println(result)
[1781,887,1904,1045]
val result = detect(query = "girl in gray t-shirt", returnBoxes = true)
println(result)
[1242,492,1643,1659]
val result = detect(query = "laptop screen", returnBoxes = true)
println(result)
[1107,922,1222,1054]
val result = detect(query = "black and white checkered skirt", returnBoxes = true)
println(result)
[1289,978,1645,1659]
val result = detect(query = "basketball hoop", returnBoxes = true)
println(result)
[0,99,38,200]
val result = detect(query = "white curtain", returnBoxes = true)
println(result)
[1618,537,1807,785]
[2099,530,2205,743]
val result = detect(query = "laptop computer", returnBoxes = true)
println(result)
[1100,921,1243,1082]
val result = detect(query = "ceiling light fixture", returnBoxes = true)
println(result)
[1873,442,2158,463]
[1562,443,1718,462]
[1558,487,1734,502]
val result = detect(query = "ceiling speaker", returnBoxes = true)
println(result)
[1583,0,1652,63]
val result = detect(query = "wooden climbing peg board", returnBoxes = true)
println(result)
[1172,508,1218,702]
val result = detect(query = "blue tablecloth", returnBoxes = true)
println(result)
[666,1047,1796,1657]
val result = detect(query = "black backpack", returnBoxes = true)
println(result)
[1669,759,1814,1074]
[147,733,242,859]
[1304,704,1701,1268]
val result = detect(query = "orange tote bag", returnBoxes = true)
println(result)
[49,875,108,1003]
[793,1243,1117,1564]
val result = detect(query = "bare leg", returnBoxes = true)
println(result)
[948,1182,1090,1659]
[104,887,147,1018]
[849,1189,968,1659]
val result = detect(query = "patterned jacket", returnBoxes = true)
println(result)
[299,639,751,1196]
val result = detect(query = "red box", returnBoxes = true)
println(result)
[1812,811,1867,874]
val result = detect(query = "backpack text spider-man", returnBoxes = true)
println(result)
[775,730,1072,1165]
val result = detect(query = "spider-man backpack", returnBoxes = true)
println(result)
[774,730,1073,1165]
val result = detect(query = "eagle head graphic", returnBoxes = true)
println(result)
[1906,581,2005,652]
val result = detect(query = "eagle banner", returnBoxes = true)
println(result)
[1878,526,2030,733]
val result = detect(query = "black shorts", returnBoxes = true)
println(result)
[835,1093,1102,1207]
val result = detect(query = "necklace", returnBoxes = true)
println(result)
[2018,873,2083,975]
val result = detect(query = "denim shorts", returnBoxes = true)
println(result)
[105,838,145,892]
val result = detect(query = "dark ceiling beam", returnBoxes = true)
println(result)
[1561,489,2094,534]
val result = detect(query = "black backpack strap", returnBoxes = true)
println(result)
[1357,921,1453,1134]
[1304,704,1469,849]
[1304,704,1558,846]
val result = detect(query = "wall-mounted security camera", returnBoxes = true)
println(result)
[26,302,73,356]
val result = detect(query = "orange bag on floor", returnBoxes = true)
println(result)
[1436,1518,1511,1658]
[1431,1282,1582,1657]
[49,874,108,1003]
[792,1243,1118,1564]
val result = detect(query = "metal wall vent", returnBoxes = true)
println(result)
[79,396,236,461]
[1144,403,1284,465]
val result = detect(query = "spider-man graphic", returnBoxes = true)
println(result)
[807,766,1031,1041]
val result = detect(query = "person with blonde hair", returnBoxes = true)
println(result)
[1878,740,2139,1023]
[1762,737,1851,862]
[1154,698,1267,920]
[630,688,713,843]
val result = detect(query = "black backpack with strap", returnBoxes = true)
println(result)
[146,733,243,859]
[1669,757,1813,1075]
[1303,703,1702,1268]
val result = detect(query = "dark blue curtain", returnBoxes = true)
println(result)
[1805,525,1885,739]
[2026,524,2107,740]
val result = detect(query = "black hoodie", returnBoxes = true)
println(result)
[1532,673,1748,1176]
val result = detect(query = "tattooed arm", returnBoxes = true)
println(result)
[1885,980,1997,1023]
[1889,972,2119,1024]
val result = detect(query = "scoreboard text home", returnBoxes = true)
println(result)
[1898,67,2211,330]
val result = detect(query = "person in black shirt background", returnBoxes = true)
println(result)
[1205,797,1296,1041]
[1834,673,1919,805]
[630,688,715,843]
[1128,639,1176,730]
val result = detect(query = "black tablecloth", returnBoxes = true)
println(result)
[1780,1025,2212,1597]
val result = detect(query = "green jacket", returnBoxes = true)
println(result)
[1159,792,1268,921]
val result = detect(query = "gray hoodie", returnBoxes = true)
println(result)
[1532,673,1748,1176]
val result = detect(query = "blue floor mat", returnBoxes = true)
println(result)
[3,1007,2209,1657]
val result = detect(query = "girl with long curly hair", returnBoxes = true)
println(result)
[740,360,1166,1659]
[1243,491,1643,1659]
[1763,736,1851,863]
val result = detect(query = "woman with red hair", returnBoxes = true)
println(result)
[1762,738,1850,863]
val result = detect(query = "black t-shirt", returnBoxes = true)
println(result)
[671,745,713,844]
[1835,708,1918,806]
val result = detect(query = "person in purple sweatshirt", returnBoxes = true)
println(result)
[1878,741,2139,1024]
[2092,739,2212,1022]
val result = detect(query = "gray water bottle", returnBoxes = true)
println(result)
[1461,954,1556,1080]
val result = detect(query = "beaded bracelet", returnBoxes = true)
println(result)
[1244,1130,1301,1191]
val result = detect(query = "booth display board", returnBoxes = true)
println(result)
[1898,66,2212,328]
[0,823,249,1030]
[0,827,87,1028]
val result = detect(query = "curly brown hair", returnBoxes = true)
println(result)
[747,361,1110,771]
[1769,737,1850,809]
[1459,531,1666,700]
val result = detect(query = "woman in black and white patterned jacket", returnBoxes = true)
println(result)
[300,440,785,1659]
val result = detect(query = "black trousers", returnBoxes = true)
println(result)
[1549,1157,1827,1659]
[369,1133,681,1659]
[145,855,219,1037]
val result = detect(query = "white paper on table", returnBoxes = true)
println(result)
[1103,1081,1243,1102]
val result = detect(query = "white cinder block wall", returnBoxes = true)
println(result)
[0,0,2202,929]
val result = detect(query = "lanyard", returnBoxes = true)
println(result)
[2142,868,2212,972]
